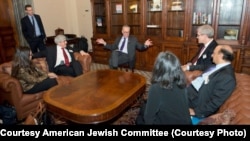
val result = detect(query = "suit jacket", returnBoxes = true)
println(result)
[188,64,236,118]
[104,35,147,68]
[34,46,77,72]
[21,14,46,42]
[47,46,78,72]
[189,40,218,71]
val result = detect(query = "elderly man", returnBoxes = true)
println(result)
[182,24,218,71]
[33,34,83,77]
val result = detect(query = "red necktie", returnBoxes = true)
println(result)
[62,48,70,67]
[191,45,205,65]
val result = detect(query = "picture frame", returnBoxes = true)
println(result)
[96,17,102,27]
[116,4,122,13]
[129,3,138,13]
[224,29,238,40]
[171,0,183,11]
[149,0,162,11]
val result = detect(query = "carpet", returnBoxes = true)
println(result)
[111,84,150,125]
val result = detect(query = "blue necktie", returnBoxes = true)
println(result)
[32,16,36,37]
[120,38,126,52]
[203,65,216,74]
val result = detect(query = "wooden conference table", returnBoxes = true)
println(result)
[43,69,146,124]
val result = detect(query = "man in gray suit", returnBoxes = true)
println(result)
[96,25,152,69]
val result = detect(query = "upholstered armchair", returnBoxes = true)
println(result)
[0,53,91,121]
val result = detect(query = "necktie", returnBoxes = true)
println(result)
[203,65,216,74]
[32,16,36,37]
[191,45,205,65]
[62,48,70,67]
[120,38,126,52]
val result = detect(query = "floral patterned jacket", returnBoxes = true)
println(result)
[15,67,48,92]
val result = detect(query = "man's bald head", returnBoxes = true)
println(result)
[212,45,234,64]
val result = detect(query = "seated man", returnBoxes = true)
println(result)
[182,24,217,71]
[188,45,236,124]
[96,25,152,69]
[33,34,84,77]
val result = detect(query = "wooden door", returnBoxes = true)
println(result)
[0,0,18,63]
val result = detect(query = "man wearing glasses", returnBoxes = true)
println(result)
[182,24,218,71]
[96,25,152,70]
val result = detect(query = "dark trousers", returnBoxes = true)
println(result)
[28,36,46,53]
[135,100,147,125]
[54,61,83,77]
[25,78,58,94]
[187,85,199,108]
[109,51,130,69]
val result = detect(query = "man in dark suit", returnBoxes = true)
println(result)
[96,25,152,69]
[182,24,217,71]
[34,34,83,77]
[21,4,46,54]
[188,45,236,124]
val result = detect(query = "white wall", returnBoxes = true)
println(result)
[33,0,93,50]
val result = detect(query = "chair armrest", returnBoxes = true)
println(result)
[32,58,48,72]
[184,70,202,86]
[0,73,23,103]
[74,52,92,73]
[0,61,12,74]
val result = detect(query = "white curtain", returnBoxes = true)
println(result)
[12,0,33,46]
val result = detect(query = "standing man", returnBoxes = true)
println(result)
[96,25,152,69]
[21,4,46,54]
[182,24,217,71]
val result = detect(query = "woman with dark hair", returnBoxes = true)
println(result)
[136,51,191,124]
[11,46,58,94]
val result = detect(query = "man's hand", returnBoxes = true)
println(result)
[144,39,153,47]
[189,108,195,116]
[48,72,58,78]
[182,63,192,71]
[80,50,88,56]
[96,38,106,46]
[182,64,188,71]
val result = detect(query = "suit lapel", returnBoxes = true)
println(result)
[197,40,215,63]
[66,47,74,60]
[127,36,133,54]
[26,16,33,26]
[207,65,232,81]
